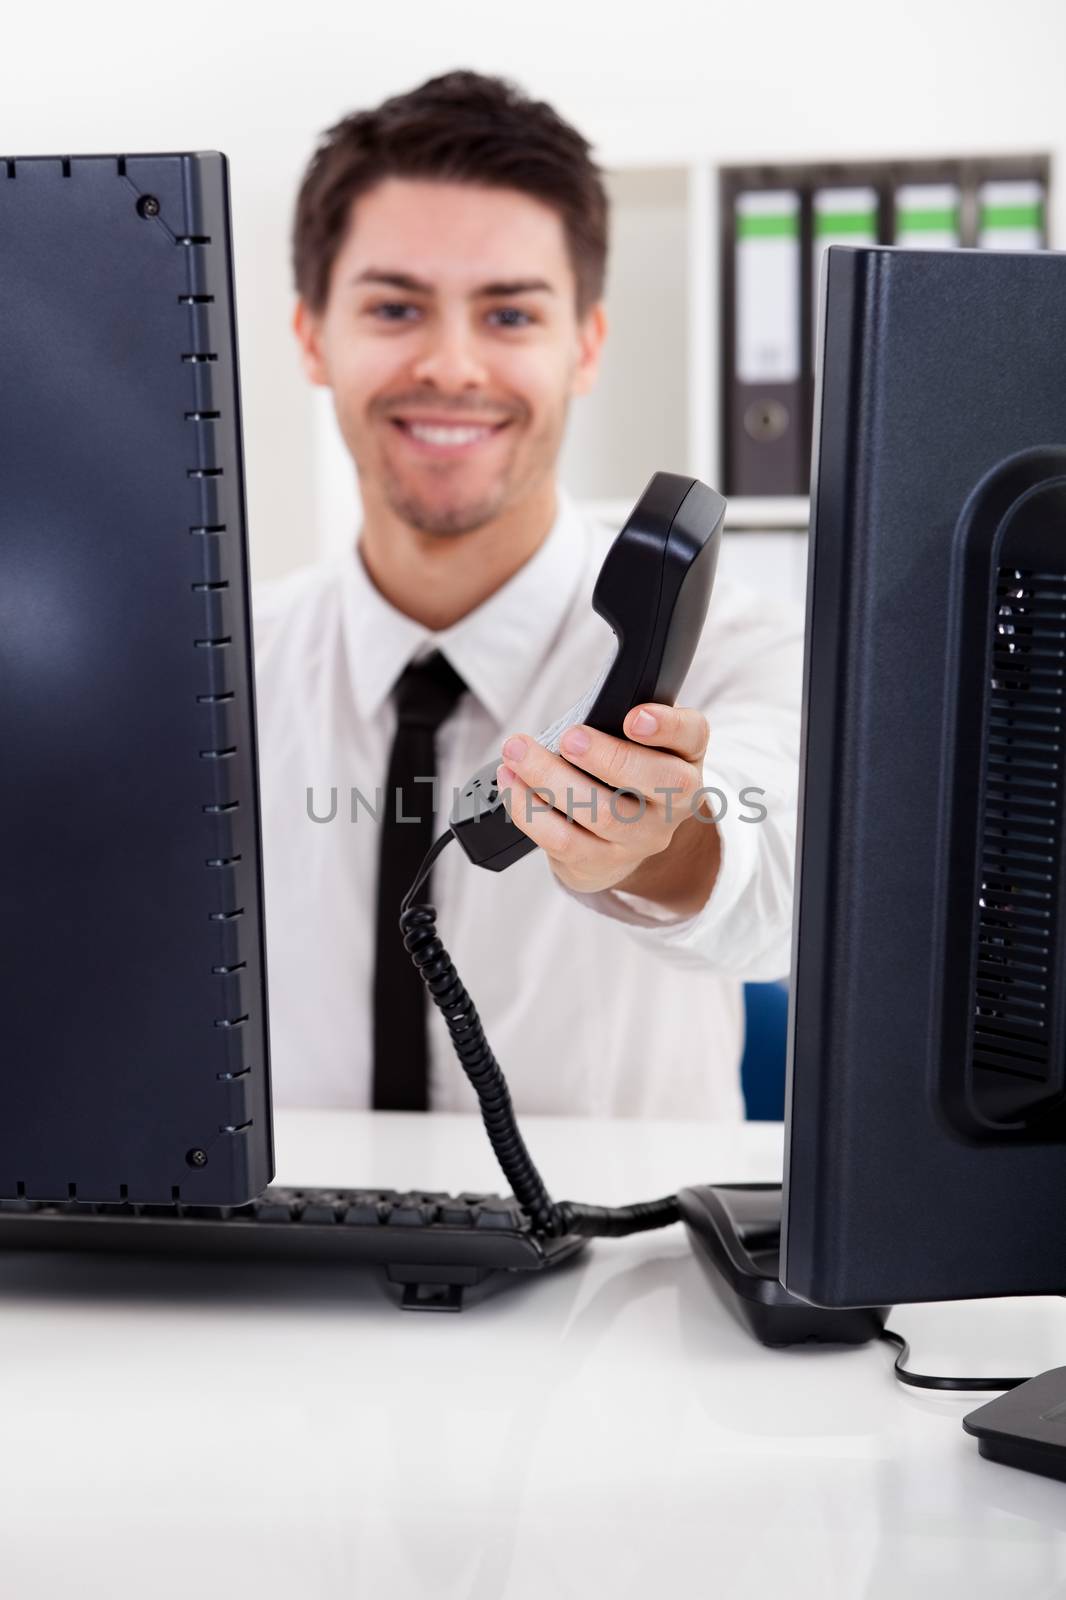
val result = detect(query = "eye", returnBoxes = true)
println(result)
[367,301,421,323]
[488,307,534,329]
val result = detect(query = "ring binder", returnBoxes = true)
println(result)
[978,179,1046,249]
[812,187,877,321]
[894,182,961,248]
[729,189,805,495]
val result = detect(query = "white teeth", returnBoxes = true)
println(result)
[406,423,492,446]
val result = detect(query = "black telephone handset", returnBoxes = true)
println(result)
[449,471,726,871]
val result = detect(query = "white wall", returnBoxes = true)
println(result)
[4,0,1065,579]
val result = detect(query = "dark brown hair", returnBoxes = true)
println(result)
[292,70,608,316]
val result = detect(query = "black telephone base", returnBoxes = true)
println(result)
[678,1183,891,1346]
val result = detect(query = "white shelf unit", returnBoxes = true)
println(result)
[586,497,810,533]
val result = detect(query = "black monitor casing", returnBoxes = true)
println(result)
[783,245,1066,1307]
[0,153,273,1204]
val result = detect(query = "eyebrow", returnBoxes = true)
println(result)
[351,269,555,297]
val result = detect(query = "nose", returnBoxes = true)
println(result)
[410,312,489,392]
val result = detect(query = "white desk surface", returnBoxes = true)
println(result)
[2,1109,1065,1598]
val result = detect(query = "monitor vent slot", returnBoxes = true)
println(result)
[972,567,1066,1088]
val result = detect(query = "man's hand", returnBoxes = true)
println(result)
[495,703,722,919]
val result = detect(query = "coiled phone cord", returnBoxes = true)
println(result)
[399,829,681,1239]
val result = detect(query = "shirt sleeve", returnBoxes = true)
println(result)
[552,576,804,979]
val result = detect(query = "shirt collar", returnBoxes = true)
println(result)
[339,488,589,728]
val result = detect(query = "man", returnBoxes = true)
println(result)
[254,69,803,1119]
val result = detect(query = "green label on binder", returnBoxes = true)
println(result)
[979,203,1043,230]
[737,212,800,240]
[897,207,959,233]
[813,210,877,237]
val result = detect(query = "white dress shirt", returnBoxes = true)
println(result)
[252,490,803,1120]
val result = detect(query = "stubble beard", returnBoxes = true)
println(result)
[384,473,512,538]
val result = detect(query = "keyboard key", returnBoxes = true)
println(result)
[387,1203,433,1226]
[300,1203,338,1225]
[342,1203,382,1226]
[475,1201,522,1231]
[438,1205,475,1227]
[255,1200,294,1223]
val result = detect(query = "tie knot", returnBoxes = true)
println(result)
[392,650,468,730]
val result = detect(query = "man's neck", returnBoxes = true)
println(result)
[355,477,559,631]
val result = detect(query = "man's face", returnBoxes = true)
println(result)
[294,177,605,537]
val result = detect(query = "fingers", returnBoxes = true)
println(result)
[496,739,650,851]
[622,703,710,763]
[494,703,710,858]
[554,718,701,806]
[495,764,631,868]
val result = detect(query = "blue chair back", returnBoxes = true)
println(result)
[740,981,790,1121]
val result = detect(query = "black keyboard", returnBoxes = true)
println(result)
[0,1186,588,1311]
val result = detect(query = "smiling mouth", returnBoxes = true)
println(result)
[389,418,512,454]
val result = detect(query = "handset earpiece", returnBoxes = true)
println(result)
[449,472,726,871]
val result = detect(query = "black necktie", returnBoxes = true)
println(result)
[372,650,468,1110]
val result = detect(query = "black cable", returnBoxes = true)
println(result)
[879,1327,1029,1392]
[399,829,681,1239]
